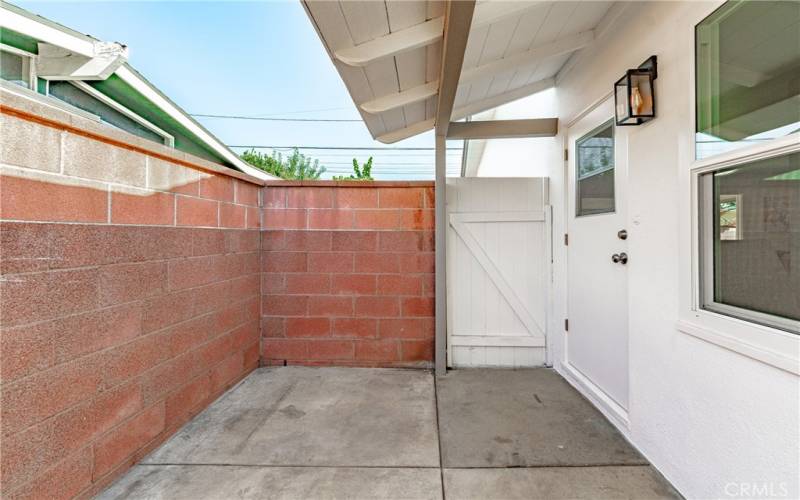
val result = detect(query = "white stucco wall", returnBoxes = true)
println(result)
[547,2,800,499]
[473,89,560,178]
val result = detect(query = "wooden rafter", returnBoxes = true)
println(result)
[435,1,475,135]
[360,31,589,116]
[375,77,554,143]
[334,0,547,68]
[446,118,558,140]
[334,17,444,67]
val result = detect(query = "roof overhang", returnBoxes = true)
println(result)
[304,0,622,143]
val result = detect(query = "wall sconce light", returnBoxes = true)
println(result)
[614,55,657,126]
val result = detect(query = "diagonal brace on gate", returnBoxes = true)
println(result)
[449,211,546,338]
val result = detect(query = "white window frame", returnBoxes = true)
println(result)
[696,143,800,333]
[47,80,174,147]
[575,118,616,217]
[680,0,800,375]
[0,43,36,91]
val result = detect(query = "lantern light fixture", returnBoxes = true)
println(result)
[614,55,658,126]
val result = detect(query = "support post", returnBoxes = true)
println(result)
[435,133,447,376]
[433,0,475,376]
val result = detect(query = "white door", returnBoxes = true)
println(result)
[446,178,549,368]
[566,99,630,410]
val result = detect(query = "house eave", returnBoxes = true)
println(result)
[0,1,276,180]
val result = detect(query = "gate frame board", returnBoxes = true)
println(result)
[449,210,547,338]
[445,177,551,368]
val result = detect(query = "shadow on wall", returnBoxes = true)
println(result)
[1,166,262,500]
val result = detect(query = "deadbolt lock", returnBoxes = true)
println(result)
[617,229,628,240]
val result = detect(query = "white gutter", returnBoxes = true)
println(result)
[115,65,273,180]
[1,1,274,181]
[0,2,97,57]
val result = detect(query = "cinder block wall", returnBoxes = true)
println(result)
[0,92,262,499]
[260,181,435,367]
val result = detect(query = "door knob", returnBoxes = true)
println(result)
[611,252,628,264]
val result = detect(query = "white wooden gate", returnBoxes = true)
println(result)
[446,178,549,368]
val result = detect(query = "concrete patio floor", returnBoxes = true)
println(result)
[98,367,680,499]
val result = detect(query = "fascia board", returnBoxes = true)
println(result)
[0,3,96,57]
[115,64,274,180]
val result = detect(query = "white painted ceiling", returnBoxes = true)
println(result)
[303,1,617,143]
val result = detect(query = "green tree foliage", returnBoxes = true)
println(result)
[240,148,326,180]
[333,157,374,181]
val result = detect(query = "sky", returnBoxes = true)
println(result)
[16,1,464,179]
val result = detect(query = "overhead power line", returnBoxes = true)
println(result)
[291,152,461,157]
[228,145,463,151]
[193,114,363,123]
[193,106,353,118]
[323,163,445,167]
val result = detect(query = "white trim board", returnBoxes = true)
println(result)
[451,335,545,348]
[557,361,631,433]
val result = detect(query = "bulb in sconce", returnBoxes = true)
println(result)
[630,86,643,114]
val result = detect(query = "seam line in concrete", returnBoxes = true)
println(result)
[135,463,655,470]
[432,370,446,500]
[137,463,442,469]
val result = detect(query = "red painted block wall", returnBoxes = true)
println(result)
[261,181,435,367]
[0,101,262,499]
[1,91,439,500]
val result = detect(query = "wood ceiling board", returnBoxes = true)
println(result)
[461,30,594,85]
[364,58,406,132]
[561,1,614,34]
[462,24,489,70]
[497,3,551,96]
[335,17,444,67]
[472,1,549,30]
[304,0,387,136]
[452,77,555,121]
[467,78,492,105]
[426,40,442,120]
[304,0,612,141]
[527,53,571,85]
[425,1,445,120]
[454,85,471,111]
[339,0,408,134]
[486,67,517,98]
[389,2,430,129]
[339,0,390,44]
[469,13,520,100]
[477,14,522,67]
